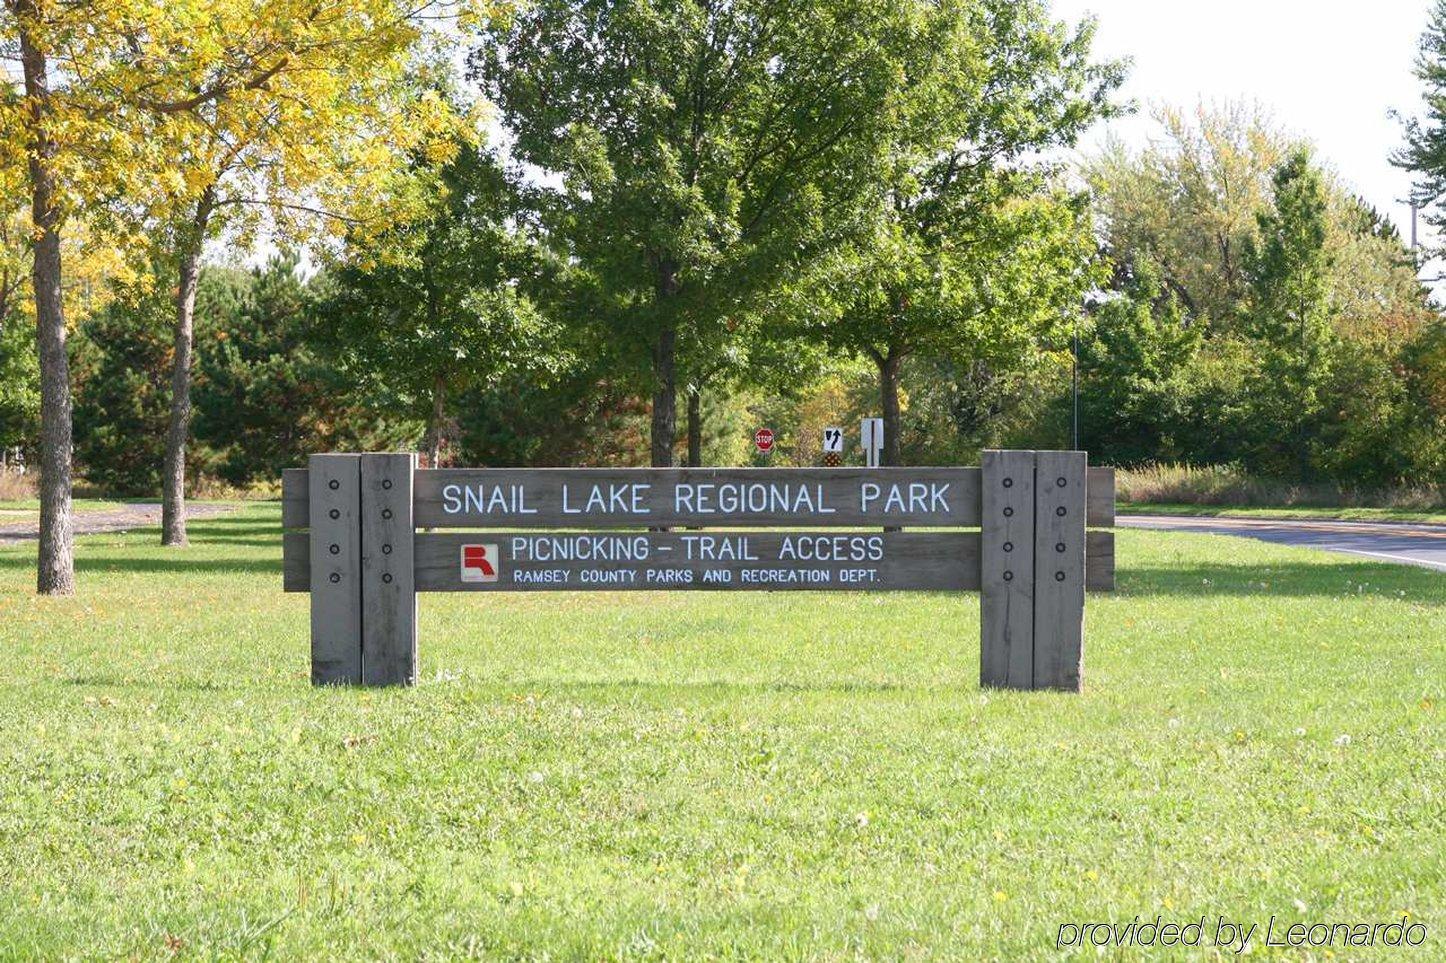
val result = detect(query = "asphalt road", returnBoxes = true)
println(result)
[1119,514,1446,572]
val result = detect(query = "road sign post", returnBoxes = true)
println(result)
[861,418,883,467]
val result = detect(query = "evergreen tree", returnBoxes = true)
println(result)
[193,260,410,486]
[72,277,175,495]
[1393,0,1446,241]
[1242,148,1335,478]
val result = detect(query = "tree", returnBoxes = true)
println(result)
[1,0,482,589]
[72,277,175,494]
[1087,105,1436,482]
[1394,0,1446,243]
[2,0,105,592]
[814,0,1121,464]
[192,260,412,485]
[1074,256,1202,464]
[476,0,929,466]
[144,19,479,547]
[1087,103,1293,330]
[1241,148,1335,478]
[313,144,560,466]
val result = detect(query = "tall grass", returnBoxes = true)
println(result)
[1117,463,1446,510]
[0,471,35,503]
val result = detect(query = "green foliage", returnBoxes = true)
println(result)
[1084,108,1443,487]
[453,367,650,468]
[1397,320,1446,480]
[805,0,1120,463]
[0,320,37,454]
[1393,0,1446,240]
[72,279,174,495]
[1087,104,1291,329]
[311,144,561,464]
[193,260,409,486]
[476,0,949,460]
[1240,148,1336,478]
[1075,257,1202,465]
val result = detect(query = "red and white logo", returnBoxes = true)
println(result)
[754,428,775,453]
[460,543,499,583]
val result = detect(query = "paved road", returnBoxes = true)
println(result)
[0,502,237,545]
[1119,514,1446,572]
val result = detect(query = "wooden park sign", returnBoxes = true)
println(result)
[282,451,1115,691]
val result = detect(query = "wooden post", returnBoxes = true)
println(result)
[361,453,418,686]
[1033,451,1086,691]
[308,454,362,684]
[980,450,1036,689]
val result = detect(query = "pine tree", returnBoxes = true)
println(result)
[1393,0,1446,237]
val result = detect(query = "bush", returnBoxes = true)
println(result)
[1117,463,1446,509]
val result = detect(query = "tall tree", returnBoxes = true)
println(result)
[1087,103,1292,331]
[131,7,475,546]
[1394,0,1446,242]
[476,0,928,466]
[815,0,1121,464]
[314,144,560,466]
[3,0,93,592]
[1,0,484,588]
[1242,148,1335,478]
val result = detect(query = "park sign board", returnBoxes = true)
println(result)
[414,467,977,528]
[419,531,975,592]
[283,455,1116,691]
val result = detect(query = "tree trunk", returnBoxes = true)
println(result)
[19,9,74,595]
[161,190,215,546]
[650,262,680,468]
[878,350,903,467]
[686,388,702,468]
[422,375,447,468]
[650,326,677,467]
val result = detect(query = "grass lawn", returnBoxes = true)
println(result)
[0,497,139,515]
[1119,502,1446,525]
[0,505,1441,959]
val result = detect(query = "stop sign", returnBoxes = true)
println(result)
[754,428,775,453]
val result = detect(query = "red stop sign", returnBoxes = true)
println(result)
[754,428,775,453]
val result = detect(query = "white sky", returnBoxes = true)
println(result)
[1053,0,1436,249]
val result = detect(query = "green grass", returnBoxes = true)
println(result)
[0,497,139,514]
[1119,502,1446,524]
[0,506,1442,959]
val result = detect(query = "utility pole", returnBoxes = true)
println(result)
[1071,316,1080,451]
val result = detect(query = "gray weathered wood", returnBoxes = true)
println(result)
[282,468,309,528]
[1086,531,1115,592]
[285,464,1113,528]
[1087,466,1115,528]
[283,531,309,592]
[285,530,1116,594]
[308,454,362,685]
[415,467,981,529]
[1033,451,1087,691]
[360,453,417,686]
[414,531,979,592]
[980,451,1036,689]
